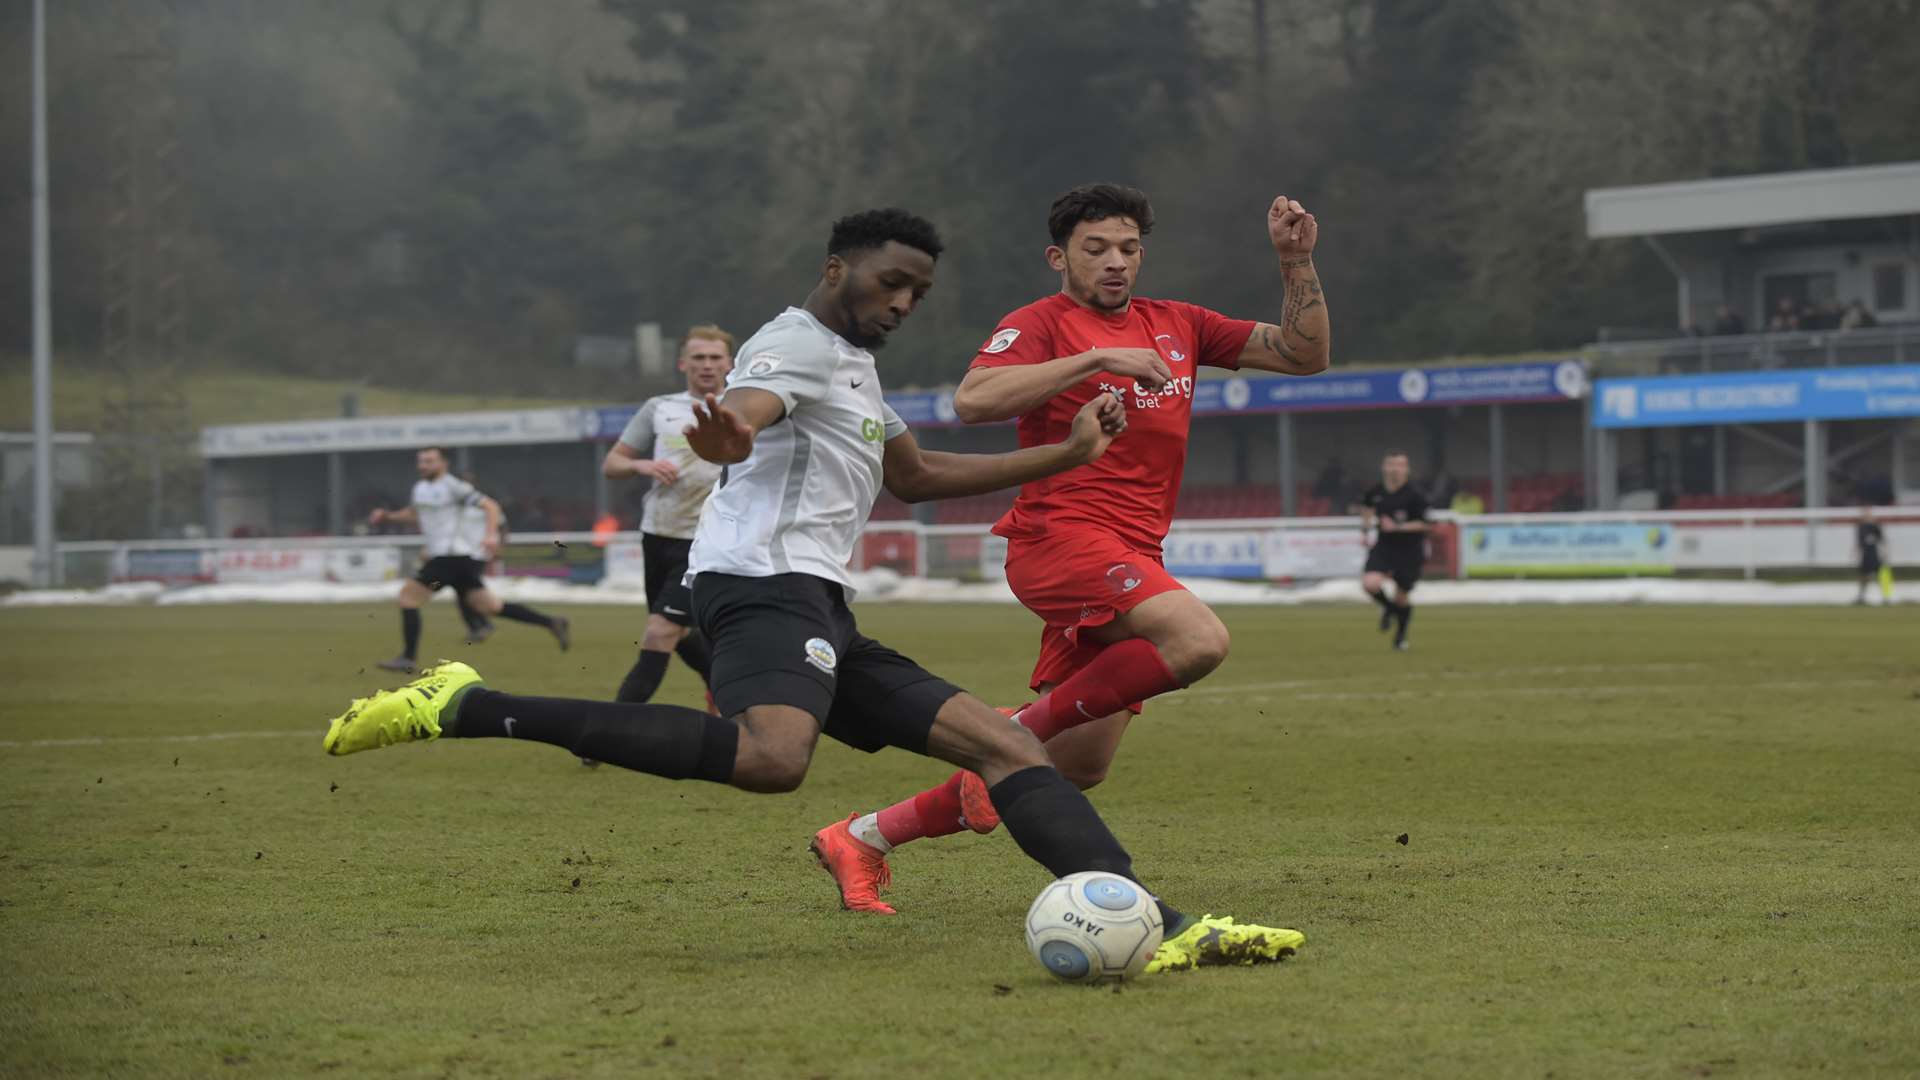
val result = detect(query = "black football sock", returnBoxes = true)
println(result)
[615,650,672,704]
[400,608,422,660]
[1367,588,1394,612]
[455,592,488,632]
[673,631,713,684]
[497,602,555,630]
[445,687,737,783]
[989,766,1186,929]
[989,766,1139,880]
[1394,603,1414,643]
[1160,904,1191,935]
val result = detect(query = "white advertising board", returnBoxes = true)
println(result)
[213,547,331,583]
[603,541,649,584]
[1265,529,1368,580]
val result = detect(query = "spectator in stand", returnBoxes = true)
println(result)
[1839,300,1878,332]
[1800,300,1842,332]
[1711,304,1746,336]
[1768,297,1799,332]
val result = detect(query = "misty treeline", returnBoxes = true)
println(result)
[3,0,1917,396]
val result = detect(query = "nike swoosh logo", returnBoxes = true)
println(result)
[851,380,866,388]
[1075,699,1100,720]
[662,607,686,616]
[504,716,517,738]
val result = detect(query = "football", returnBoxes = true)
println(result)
[1025,871,1165,983]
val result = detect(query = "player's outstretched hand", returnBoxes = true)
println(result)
[1268,195,1318,258]
[1066,391,1127,464]
[1090,347,1172,391]
[368,507,388,526]
[683,393,756,465]
[646,459,681,486]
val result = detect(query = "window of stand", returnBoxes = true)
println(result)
[1871,263,1908,316]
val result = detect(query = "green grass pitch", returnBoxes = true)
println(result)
[3,601,1916,1078]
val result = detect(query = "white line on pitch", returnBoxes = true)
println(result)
[1267,678,1878,703]
[0,730,313,749]
[1187,661,1714,698]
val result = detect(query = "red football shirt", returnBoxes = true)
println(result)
[970,293,1256,553]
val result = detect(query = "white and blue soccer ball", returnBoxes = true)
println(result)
[1025,871,1164,983]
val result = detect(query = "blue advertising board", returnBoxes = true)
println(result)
[888,359,1585,429]
[1162,529,1267,579]
[584,360,1586,436]
[1593,365,1920,429]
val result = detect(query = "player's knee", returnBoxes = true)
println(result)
[641,618,685,652]
[1057,762,1108,790]
[730,729,814,793]
[1176,617,1231,680]
[976,722,1049,775]
[732,752,810,793]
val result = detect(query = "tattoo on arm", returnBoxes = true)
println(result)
[1255,324,1312,372]
[1239,259,1329,374]
[1281,272,1324,343]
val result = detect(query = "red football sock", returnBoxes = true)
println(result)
[874,771,967,847]
[1017,637,1182,742]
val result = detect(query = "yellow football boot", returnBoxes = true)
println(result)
[1145,914,1305,974]
[322,660,482,756]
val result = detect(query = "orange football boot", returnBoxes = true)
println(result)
[810,815,895,915]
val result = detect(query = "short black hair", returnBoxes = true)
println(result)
[828,208,943,260]
[1048,184,1154,246]
[419,445,449,460]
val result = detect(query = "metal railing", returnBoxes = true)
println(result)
[18,504,1916,591]
[1584,324,1917,378]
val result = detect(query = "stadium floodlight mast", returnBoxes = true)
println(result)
[30,0,56,587]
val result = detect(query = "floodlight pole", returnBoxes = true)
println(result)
[30,0,57,587]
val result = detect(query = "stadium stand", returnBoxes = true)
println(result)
[1671,492,1798,510]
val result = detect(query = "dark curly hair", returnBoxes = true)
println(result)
[828,208,944,260]
[1048,184,1154,247]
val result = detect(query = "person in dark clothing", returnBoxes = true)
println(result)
[1358,451,1431,651]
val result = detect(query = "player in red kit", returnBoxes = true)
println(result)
[808,184,1329,971]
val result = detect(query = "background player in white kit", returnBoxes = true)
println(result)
[601,325,734,705]
[367,446,569,673]
[450,471,503,644]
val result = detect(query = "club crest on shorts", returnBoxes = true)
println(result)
[803,637,838,673]
[983,328,1020,354]
[1105,563,1143,594]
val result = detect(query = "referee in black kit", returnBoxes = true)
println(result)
[1358,451,1430,651]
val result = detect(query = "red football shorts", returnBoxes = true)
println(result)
[1003,529,1187,702]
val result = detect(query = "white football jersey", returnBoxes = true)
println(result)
[618,391,723,540]
[411,474,485,558]
[456,498,492,559]
[688,307,907,597]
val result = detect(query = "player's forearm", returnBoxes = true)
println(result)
[952,356,1101,423]
[602,453,646,479]
[387,507,418,525]
[891,445,1081,503]
[1256,258,1330,374]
